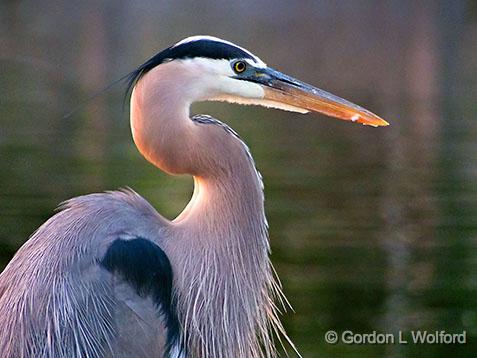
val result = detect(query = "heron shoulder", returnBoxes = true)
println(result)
[0,189,171,292]
[100,236,180,355]
[60,188,169,241]
[59,188,160,219]
[0,190,179,357]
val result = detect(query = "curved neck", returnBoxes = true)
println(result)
[175,161,265,232]
[130,63,194,176]
[130,62,266,224]
[130,63,287,357]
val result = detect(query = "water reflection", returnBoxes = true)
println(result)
[1,1,476,356]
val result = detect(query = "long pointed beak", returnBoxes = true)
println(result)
[250,68,389,127]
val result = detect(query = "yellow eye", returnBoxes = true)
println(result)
[233,61,247,73]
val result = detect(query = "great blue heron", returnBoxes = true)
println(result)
[0,36,388,357]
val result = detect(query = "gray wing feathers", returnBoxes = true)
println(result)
[0,189,171,358]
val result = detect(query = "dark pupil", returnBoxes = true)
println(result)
[236,62,245,71]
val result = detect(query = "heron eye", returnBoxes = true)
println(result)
[233,61,247,74]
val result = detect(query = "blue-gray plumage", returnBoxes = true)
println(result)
[0,190,175,357]
[0,35,388,358]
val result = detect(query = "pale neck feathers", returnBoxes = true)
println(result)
[130,62,297,357]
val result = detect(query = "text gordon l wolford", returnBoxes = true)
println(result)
[338,330,466,345]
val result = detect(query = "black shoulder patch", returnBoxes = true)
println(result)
[125,39,255,100]
[100,238,180,354]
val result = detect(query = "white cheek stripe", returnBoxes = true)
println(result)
[179,58,236,76]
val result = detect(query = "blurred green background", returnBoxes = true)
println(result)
[1,1,476,357]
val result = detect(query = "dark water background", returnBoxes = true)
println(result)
[1,1,476,357]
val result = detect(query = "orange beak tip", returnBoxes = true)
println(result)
[374,118,390,127]
[358,115,390,127]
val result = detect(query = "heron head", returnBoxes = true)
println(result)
[128,35,388,127]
